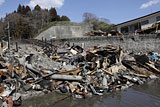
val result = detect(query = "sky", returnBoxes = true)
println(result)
[0,0,160,24]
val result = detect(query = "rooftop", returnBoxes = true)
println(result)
[116,11,160,26]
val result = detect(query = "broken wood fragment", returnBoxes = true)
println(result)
[146,63,160,73]
[51,75,82,81]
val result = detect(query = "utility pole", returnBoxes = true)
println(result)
[7,21,10,49]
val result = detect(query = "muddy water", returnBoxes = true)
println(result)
[22,79,160,107]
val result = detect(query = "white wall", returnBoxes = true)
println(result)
[116,12,160,32]
[141,15,156,30]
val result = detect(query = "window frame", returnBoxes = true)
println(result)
[141,20,149,26]
[156,16,160,22]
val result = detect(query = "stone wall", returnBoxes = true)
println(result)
[56,34,160,52]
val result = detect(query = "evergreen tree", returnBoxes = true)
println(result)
[44,9,48,12]
[49,8,58,21]
[0,20,5,40]
[15,18,31,39]
[15,18,24,38]
[25,5,31,13]
[56,15,61,21]
[17,4,22,13]
[60,16,70,21]
[34,5,41,11]
[21,5,26,14]
[0,4,71,40]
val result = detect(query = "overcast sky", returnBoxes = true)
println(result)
[0,0,160,24]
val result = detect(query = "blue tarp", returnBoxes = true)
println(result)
[152,54,158,60]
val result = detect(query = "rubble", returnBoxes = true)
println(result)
[84,30,123,36]
[84,30,107,36]
[139,22,160,34]
[0,40,160,106]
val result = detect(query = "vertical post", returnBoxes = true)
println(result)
[16,41,18,52]
[51,39,53,48]
[81,43,85,49]
[1,40,3,48]
[69,42,71,47]
[7,22,10,50]
[42,37,43,42]
[45,38,47,47]
[68,42,70,47]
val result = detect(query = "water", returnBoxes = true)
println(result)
[22,79,160,107]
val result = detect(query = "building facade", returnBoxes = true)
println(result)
[116,11,160,34]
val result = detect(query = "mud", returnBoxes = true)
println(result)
[22,79,160,107]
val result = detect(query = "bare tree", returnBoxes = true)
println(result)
[83,12,99,27]
[83,12,97,21]
[82,12,114,33]
[4,13,21,39]
[99,18,111,24]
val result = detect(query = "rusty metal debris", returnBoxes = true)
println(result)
[84,30,123,36]
[0,40,159,106]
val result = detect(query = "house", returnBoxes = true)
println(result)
[116,11,160,34]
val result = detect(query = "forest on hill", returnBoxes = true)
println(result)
[0,5,115,41]
[0,4,70,40]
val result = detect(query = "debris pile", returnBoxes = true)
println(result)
[139,22,160,34]
[0,41,160,106]
[84,30,123,36]
[84,30,107,36]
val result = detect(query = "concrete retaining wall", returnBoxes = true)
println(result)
[56,34,160,52]
[36,24,92,40]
